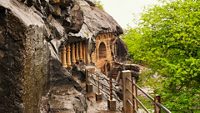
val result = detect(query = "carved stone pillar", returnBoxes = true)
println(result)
[79,41,83,61]
[76,42,79,62]
[67,44,71,67]
[62,46,67,67]
[86,41,89,64]
[72,43,76,64]
[83,42,86,63]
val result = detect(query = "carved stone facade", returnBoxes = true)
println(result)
[60,33,116,71]
[60,41,88,68]
[92,33,115,69]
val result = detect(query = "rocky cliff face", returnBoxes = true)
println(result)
[0,1,49,113]
[0,0,84,112]
[22,26,49,113]
[0,0,124,113]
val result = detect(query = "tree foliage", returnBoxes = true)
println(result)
[93,0,104,10]
[123,0,200,112]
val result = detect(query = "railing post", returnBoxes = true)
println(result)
[132,75,135,112]
[122,70,133,113]
[154,96,161,113]
[86,69,93,93]
[108,74,116,111]
[95,74,103,101]
[132,73,138,112]
[98,74,100,94]
[109,75,113,101]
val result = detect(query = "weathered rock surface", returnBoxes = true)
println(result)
[0,0,125,113]
[0,1,49,113]
[49,85,87,113]
[69,0,123,39]
[113,38,128,62]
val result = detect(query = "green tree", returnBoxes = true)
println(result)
[123,0,200,112]
[93,0,104,10]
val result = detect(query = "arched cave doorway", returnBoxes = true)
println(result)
[99,42,106,59]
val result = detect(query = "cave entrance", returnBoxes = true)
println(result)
[99,42,106,59]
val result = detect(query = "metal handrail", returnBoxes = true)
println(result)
[88,73,121,102]
[89,80,110,95]
[134,98,150,113]
[126,88,150,113]
[86,68,171,113]
[126,78,171,113]
[91,73,121,92]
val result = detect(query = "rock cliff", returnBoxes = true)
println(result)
[0,1,49,113]
[0,0,125,113]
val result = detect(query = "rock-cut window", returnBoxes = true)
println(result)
[99,42,106,59]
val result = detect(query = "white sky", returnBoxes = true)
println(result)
[98,0,159,28]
